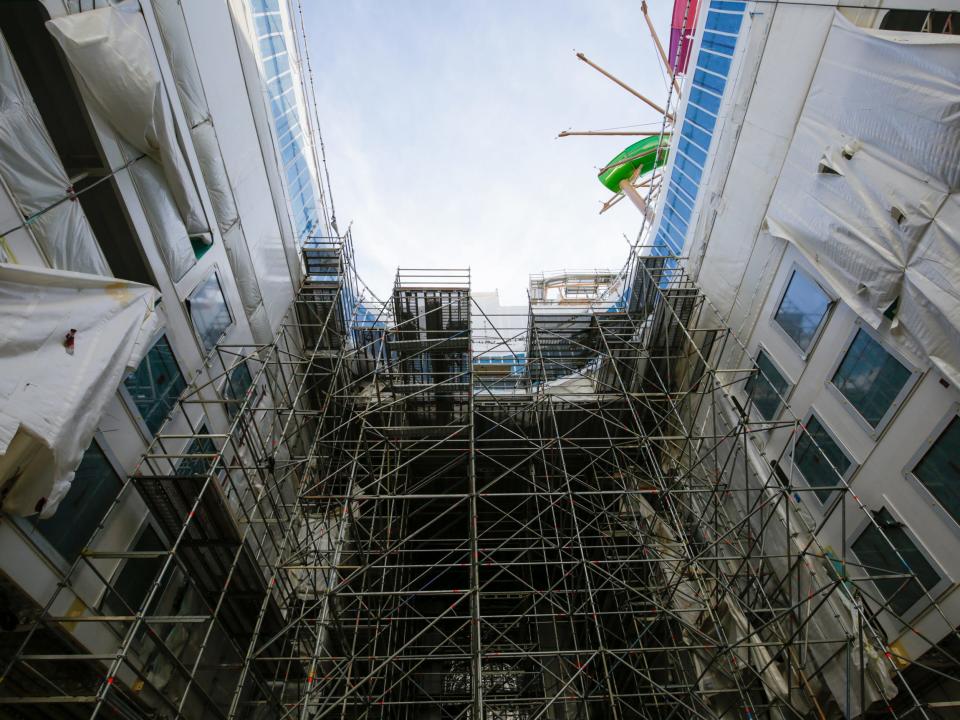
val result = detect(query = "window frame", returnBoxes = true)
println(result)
[848,500,951,624]
[119,328,188,440]
[791,409,858,509]
[743,344,793,423]
[825,322,920,439]
[185,266,234,357]
[98,517,167,615]
[903,405,960,542]
[769,264,835,360]
[14,431,127,573]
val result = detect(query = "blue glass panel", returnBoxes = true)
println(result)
[912,416,960,527]
[678,137,707,166]
[685,103,717,132]
[696,50,732,77]
[666,189,692,220]
[689,87,721,115]
[124,335,186,434]
[710,1,746,10]
[795,416,851,502]
[700,31,737,57]
[831,329,911,428]
[852,508,940,615]
[674,152,703,184]
[774,270,831,351]
[693,71,726,99]
[251,0,279,13]
[745,350,789,420]
[672,167,699,202]
[34,440,121,561]
[706,10,743,34]
[680,120,712,153]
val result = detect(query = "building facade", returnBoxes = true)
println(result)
[646,0,960,698]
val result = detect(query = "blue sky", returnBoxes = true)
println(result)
[304,1,674,304]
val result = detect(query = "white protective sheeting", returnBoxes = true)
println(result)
[46,3,209,236]
[127,151,196,281]
[0,33,107,275]
[766,13,960,383]
[223,223,263,315]
[0,264,161,518]
[152,0,240,235]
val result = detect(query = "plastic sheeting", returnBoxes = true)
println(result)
[766,12,960,384]
[126,150,196,281]
[0,264,161,518]
[152,0,240,235]
[223,223,263,315]
[46,3,209,236]
[0,33,107,275]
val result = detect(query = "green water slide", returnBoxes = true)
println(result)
[598,135,668,193]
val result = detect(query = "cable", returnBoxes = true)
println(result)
[0,153,146,240]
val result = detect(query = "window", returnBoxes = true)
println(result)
[103,525,166,614]
[33,439,121,563]
[187,271,232,354]
[124,335,186,435]
[852,508,941,616]
[744,350,790,420]
[830,328,913,430]
[774,270,831,353]
[177,427,217,478]
[794,415,853,503]
[911,415,960,528]
[224,362,254,420]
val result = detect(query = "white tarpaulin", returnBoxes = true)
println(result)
[766,12,960,383]
[152,0,240,235]
[127,150,196,281]
[0,33,107,275]
[46,3,209,237]
[0,264,161,518]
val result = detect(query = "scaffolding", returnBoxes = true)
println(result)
[1,242,958,719]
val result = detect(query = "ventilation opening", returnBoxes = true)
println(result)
[891,206,906,225]
[818,161,841,175]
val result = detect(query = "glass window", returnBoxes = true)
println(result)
[706,10,744,34]
[188,272,232,354]
[103,525,165,614]
[124,335,186,435]
[177,427,217,478]
[745,350,790,420]
[794,416,852,502]
[774,270,831,352]
[831,329,911,429]
[912,415,960,527]
[33,440,121,562]
[852,508,940,616]
[224,362,254,420]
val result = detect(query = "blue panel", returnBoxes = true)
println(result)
[674,152,703,184]
[700,31,737,57]
[678,137,707,167]
[666,188,692,220]
[685,103,717,132]
[672,167,700,201]
[680,119,712,151]
[696,50,732,76]
[710,0,746,10]
[706,10,743,34]
[689,87,721,115]
[692,68,726,96]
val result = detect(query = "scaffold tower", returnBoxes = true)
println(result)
[2,241,957,720]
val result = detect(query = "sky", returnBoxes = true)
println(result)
[303,1,674,305]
